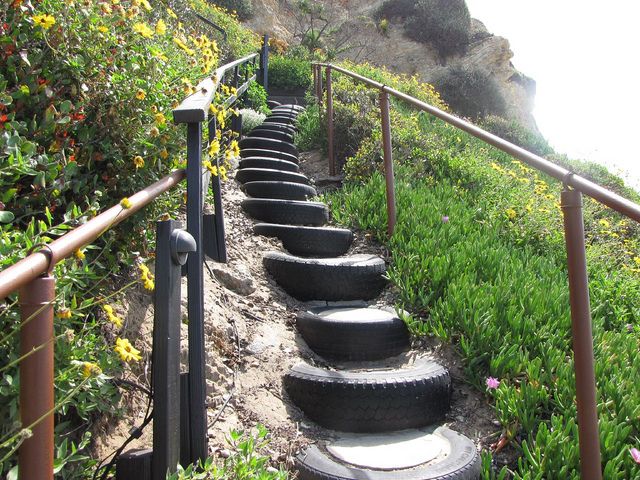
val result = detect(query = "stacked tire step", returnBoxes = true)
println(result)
[237,103,481,479]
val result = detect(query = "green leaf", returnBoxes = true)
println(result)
[0,211,15,223]
[59,100,73,114]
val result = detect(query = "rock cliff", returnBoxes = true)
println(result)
[244,0,538,130]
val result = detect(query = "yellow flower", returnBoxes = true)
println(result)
[155,112,166,125]
[57,308,72,319]
[140,0,151,11]
[120,197,132,209]
[114,337,142,362]
[74,249,85,260]
[598,219,611,228]
[208,139,220,157]
[97,26,109,33]
[103,304,123,328]
[229,139,240,158]
[139,263,155,291]
[125,7,140,18]
[505,208,517,220]
[133,22,154,39]
[160,148,169,160]
[135,89,146,100]
[219,165,227,181]
[155,19,166,35]
[82,362,102,378]
[32,14,56,30]
[133,155,145,168]
[167,7,177,18]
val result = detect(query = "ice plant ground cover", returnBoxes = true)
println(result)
[0,0,266,476]
[295,62,640,478]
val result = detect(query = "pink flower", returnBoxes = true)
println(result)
[486,377,500,390]
[442,215,449,223]
[631,447,640,464]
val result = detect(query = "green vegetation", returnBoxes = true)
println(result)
[268,54,312,91]
[0,0,259,476]
[377,0,471,57]
[298,61,640,477]
[481,115,553,157]
[168,425,287,479]
[210,0,253,20]
[431,66,507,119]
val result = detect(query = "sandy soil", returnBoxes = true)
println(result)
[92,148,514,474]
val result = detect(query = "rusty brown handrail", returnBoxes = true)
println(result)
[312,62,627,479]
[0,169,186,300]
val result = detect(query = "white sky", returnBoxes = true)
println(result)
[465,1,640,187]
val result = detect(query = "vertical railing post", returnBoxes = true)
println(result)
[185,122,207,462]
[318,65,323,107]
[312,64,318,104]
[259,34,269,93]
[561,187,602,480]
[326,66,335,176]
[379,90,397,235]
[19,274,55,480]
[204,116,227,263]
[152,221,195,479]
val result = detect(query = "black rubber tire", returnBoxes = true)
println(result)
[238,157,299,172]
[284,359,451,432]
[262,120,298,132]
[246,129,293,143]
[267,112,297,122]
[267,100,282,109]
[243,182,317,201]
[242,199,328,226]
[254,224,353,257]
[240,148,299,164]
[273,104,305,112]
[266,115,297,125]
[235,168,310,185]
[262,252,386,301]
[295,428,480,480]
[296,306,409,360]
[251,123,296,136]
[239,137,299,157]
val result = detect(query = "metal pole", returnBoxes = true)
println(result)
[153,221,195,479]
[260,34,269,93]
[318,66,323,108]
[185,122,207,462]
[326,66,335,176]
[208,117,227,263]
[379,91,397,235]
[312,65,318,104]
[19,275,55,480]
[561,187,602,480]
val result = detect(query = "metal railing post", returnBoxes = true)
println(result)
[259,34,269,93]
[318,66,323,107]
[326,66,335,176]
[19,275,55,480]
[379,90,397,235]
[185,122,207,462]
[561,187,602,480]
[153,221,196,479]
[312,65,318,104]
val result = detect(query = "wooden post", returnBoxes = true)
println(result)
[379,90,397,235]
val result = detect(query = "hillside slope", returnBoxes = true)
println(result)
[245,0,537,129]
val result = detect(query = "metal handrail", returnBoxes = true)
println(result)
[173,53,259,123]
[315,63,640,222]
[313,62,619,479]
[0,169,186,300]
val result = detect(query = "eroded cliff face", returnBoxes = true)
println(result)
[244,0,538,130]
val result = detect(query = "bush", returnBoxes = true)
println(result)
[245,82,269,114]
[240,108,266,133]
[481,115,554,157]
[376,0,471,57]
[405,0,471,57]
[268,55,311,91]
[431,66,506,119]
[294,104,325,152]
[210,0,253,20]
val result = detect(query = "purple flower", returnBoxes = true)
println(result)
[442,215,449,223]
[631,447,640,465]
[626,324,634,333]
[486,377,500,390]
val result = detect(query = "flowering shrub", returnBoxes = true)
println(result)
[0,0,259,476]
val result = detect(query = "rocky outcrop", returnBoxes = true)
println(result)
[246,0,538,130]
